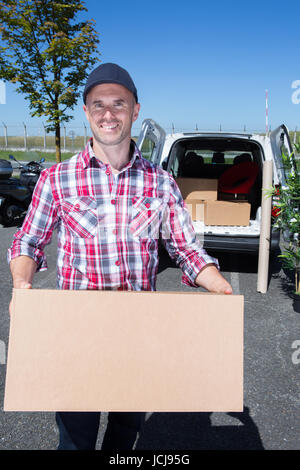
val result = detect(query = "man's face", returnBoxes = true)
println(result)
[83,83,140,147]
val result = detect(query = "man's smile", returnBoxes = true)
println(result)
[99,122,119,131]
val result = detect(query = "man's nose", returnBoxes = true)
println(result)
[101,106,115,118]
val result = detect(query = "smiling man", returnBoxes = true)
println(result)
[8,63,232,450]
[84,83,140,152]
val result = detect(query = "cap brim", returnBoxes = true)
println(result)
[83,80,138,103]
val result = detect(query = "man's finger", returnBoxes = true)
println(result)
[224,287,233,295]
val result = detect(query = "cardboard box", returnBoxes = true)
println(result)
[185,199,205,221]
[4,289,243,412]
[176,178,218,201]
[204,200,250,226]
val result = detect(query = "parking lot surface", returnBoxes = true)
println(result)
[0,224,299,450]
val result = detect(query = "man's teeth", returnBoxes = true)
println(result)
[102,124,118,129]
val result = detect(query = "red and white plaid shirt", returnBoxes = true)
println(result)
[8,140,218,291]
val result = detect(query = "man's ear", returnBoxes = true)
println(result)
[83,104,89,122]
[132,102,140,123]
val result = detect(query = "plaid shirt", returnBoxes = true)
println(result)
[8,140,218,291]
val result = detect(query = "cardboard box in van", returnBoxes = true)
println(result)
[185,199,205,221]
[204,200,250,226]
[176,178,218,201]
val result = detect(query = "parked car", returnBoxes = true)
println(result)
[136,119,294,255]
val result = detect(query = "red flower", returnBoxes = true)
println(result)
[272,206,281,217]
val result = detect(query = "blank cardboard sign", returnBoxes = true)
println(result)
[4,289,243,412]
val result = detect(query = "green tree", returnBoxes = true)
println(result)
[0,0,100,162]
[268,153,300,294]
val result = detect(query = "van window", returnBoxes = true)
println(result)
[167,138,261,179]
[167,137,263,221]
[140,138,155,161]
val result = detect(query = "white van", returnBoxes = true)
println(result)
[136,119,295,255]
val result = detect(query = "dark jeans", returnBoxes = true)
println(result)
[56,411,145,450]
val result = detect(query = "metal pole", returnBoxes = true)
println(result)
[83,123,87,147]
[265,89,268,136]
[23,122,27,150]
[63,126,66,151]
[43,123,46,149]
[2,122,8,147]
[294,127,297,144]
[257,160,273,293]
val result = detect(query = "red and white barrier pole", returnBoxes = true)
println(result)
[265,89,269,136]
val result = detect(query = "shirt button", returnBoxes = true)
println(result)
[115,260,121,266]
[117,287,123,291]
[112,229,117,235]
[111,199,116,205]
[74,204,80,211]
[145,203,151,208]
[106,169,110,175]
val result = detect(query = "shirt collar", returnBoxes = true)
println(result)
[79,138,142,171]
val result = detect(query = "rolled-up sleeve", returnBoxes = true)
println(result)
[7,168,59,271]
[161,175,219,287]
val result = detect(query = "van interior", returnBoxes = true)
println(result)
[167,137,264,220]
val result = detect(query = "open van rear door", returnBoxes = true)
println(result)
[270,124,296,185]
[136,119,166,165]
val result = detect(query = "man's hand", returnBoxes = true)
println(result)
[195,264,233,294]
[9,282,32,316]
[9,256,36,316]
[12,280,33,289]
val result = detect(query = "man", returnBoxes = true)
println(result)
[8,63,232,450]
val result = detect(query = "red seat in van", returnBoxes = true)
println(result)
[218,161,259,196]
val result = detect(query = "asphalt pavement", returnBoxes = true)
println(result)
[0,224,299,450]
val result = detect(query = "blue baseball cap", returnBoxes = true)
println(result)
[83,63,138,104]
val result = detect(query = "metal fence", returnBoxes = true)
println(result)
[0,123,147,152]
[0,123,92,152]
[0,122,299,153]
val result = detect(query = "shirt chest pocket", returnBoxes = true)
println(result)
[60,196,98,238]
[129,196,162,239]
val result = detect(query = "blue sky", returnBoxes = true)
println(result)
[1,0,300,136]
